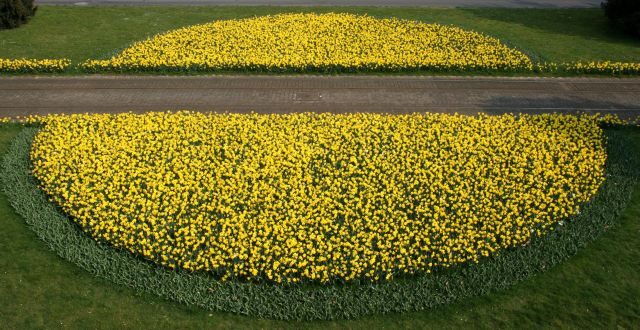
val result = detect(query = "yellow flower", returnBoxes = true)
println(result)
[80,13,533,72]
[30,112,607,284]
[0,58,70,73]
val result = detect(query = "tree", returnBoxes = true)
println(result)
[602,0,640,37]
[0,0,37,29]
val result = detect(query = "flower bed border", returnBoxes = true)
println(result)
[2,126,638,321]
[0,59,70,74]
[79,62,640,76]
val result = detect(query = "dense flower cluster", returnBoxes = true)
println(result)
[0,58,70,73]
[30,112,606,283]
[80,13,533,73]
[563,61,640,75]
[536,61,640,75]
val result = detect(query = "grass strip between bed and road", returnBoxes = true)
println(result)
[1,7,639,73]
[0,123,639,327]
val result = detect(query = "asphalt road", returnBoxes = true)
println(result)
[38,0,602,8]
[1,76,639,117]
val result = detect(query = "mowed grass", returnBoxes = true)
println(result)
[0,7,639,66]
[1,124,639,328]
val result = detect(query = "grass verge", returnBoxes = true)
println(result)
[0,123,639,326]
[0,7,639,75]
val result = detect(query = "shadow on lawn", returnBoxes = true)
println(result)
[461,8,640,47]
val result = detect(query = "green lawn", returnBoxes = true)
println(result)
[0,7,639,67]
[1,124,639,328]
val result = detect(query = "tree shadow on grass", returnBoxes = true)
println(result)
[460,8,640,48]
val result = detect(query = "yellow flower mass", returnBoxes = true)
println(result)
[0,58,70,73]
[31,112,606,283]
[561,61,640,75]
[81,13,533,72]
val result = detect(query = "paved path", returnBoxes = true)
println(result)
[41,0,602,8]
[1,76,639,117]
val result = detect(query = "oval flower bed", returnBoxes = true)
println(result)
[30,112,606,284]
[80,13,533,73]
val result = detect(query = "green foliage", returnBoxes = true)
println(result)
[1,126,639,320]
[602,0,640,37]
[0,0,36,30]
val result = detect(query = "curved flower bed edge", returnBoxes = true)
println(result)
[2,126,639,321]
